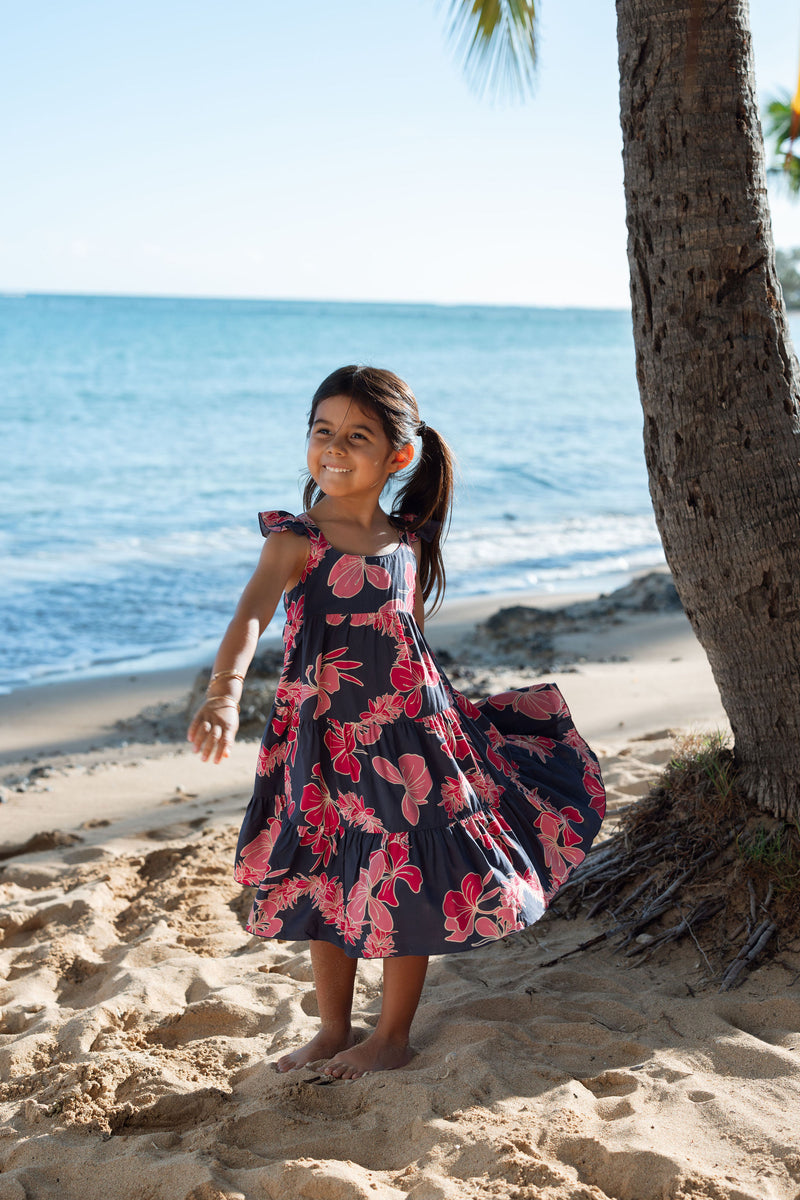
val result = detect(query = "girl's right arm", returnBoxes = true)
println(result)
[187,530,308,764]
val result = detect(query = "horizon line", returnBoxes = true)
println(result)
[0,288,632,314]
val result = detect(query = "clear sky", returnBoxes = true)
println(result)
[1,1,797,307]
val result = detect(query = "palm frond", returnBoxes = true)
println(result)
[443,0,537,102]
[763,92,800,197]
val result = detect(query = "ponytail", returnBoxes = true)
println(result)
[392,424,455,615]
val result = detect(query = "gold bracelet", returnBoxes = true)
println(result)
[204,697,240,713]
[209,669,245,684]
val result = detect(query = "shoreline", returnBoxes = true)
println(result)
[0,570,724,767]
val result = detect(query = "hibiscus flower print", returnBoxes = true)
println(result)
[487,686,568,722]
[324,720,362,782]
[534,806,586,888]
[374,837,422,906]
[583,767,606,817]
[372,753,433,825]
[236,817,282,884]
[389,657,431,718]
[328,555,392,598]
[442,868,526,944]
[304,648,363,719]
[283,597,304,647]
[298,764,342,866]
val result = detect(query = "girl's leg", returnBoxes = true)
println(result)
[274,939,359,1072]
[323,954,429,1080]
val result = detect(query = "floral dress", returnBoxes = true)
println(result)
[234,511,606,958]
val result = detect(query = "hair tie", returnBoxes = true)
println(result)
[416,421,427,437]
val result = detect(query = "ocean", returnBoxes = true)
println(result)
[2,294,682,692]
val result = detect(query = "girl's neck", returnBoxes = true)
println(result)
[308,500,399,557]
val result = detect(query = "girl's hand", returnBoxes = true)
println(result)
[187,699,240,764]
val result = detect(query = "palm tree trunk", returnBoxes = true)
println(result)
[617,0,800,820]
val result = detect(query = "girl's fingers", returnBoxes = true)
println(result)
[187,704,239,762]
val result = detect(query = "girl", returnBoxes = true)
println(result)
[188,365,605,1081]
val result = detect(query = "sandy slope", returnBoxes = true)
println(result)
[2,586,799,1200]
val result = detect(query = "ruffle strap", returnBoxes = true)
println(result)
[258,510,314,539]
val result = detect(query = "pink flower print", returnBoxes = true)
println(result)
[455,692,482,720]
[389,658,429,718]
[484,726,517,778]
[256,740,287,777]
[534,807,586,887]
[328,554,392,598]
[305,647,363,719]
[363,929,396,958]
[401,559,417,610]
[504,734,557,763]
[338,790,385,834]
[375,837,422,906]
[236,818,282,884]
[467,768,503,808]
[443,870,497,942]
[584,767,606,817]
[372,753,433,825]
[355,692,405,745]
[563,725,600,772]
[299,764,342,866]
[326,613,346,626]
[248,874,309,937]
[441,773,472,819]
[346,850,393,935]
[462,812,497,852]
[307,873,345,929]
[487,687,567,721]
[300,530,327,582]
[351,599,403,636]
[283,597,304,646]
[425,711,471,763]
[324,721,362,782]
[248,898,284,938]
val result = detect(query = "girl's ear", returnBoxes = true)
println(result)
[390,442,414,472]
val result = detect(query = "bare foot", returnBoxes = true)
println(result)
[323,1032,413,1080]
[273,1026,357,1073]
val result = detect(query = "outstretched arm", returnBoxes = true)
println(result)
[187,531,307,763]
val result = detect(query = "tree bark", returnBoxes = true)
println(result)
[617,0,800,820]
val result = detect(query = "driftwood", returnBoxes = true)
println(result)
[547,808,788,990]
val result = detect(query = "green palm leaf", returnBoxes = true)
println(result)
[764,92,800,196]
[443,0,537,100]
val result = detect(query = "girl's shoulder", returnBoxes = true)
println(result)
[258,510,319,539]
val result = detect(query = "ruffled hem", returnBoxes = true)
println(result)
[235,684,605,958]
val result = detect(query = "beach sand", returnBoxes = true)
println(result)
[2,579,799,1200]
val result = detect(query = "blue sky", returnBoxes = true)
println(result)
[1,1,797,307]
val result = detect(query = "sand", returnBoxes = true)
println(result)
[2,579,799,1200]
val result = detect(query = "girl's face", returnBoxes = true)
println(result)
[307,395,412,502]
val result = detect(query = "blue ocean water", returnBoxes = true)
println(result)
[2,294,667,692]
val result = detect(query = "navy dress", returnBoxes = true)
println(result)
[234,512,606,958]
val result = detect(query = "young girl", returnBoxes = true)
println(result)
[188,364,605,1081]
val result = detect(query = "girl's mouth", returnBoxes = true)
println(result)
[323,465,351,474]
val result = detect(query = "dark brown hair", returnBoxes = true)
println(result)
[302,364,455,612]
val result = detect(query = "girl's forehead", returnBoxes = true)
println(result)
[313,395,379,428]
